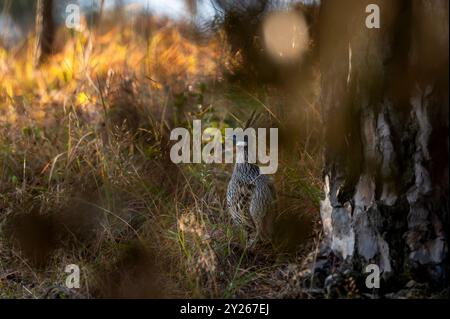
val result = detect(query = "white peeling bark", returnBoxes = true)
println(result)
[317,0,448,289]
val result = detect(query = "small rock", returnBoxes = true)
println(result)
[406,280,416,288]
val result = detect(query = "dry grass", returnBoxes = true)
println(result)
[0,14,322,299]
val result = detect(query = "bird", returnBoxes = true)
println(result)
[226,122,276,248]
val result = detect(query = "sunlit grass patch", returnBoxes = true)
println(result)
[0,11,322,299]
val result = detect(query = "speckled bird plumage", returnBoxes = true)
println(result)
[226,143,275,246]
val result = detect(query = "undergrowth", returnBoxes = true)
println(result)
[0,15,322,299]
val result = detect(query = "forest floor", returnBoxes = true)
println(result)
[0,17,325,298]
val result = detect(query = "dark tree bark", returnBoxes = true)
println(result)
[318,0,448,291]
[34,0,55,66]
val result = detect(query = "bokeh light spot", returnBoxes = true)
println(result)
[262,10,309,63]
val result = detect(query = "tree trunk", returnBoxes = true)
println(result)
[318,0,448,293]
[34,0,55,66]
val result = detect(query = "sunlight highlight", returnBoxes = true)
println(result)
[262,10,309,63]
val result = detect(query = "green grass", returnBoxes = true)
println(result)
[0,18,323,299]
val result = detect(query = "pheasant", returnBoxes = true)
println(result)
[226,135,276,247]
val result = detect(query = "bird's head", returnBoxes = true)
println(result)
[233,134,249,149]
[234,135,249,162]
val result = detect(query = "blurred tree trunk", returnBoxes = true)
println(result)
[318,0,448,290]
[98,0,105,25]
[185,0,197,17]
[34,0,54,66]
[1,0,11,16]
